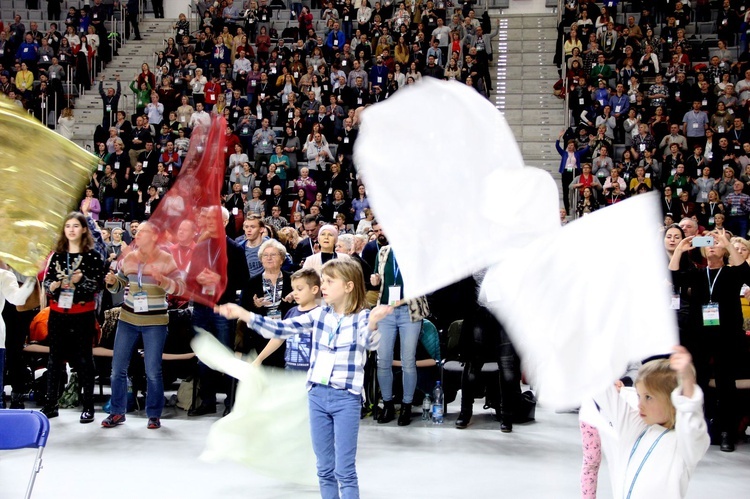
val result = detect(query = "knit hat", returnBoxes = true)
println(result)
[319,224,339,239]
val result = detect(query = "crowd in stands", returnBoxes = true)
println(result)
[555,0,750,229]
[0,0,123,126]
[2,0,522,440]
[557,0,750,454]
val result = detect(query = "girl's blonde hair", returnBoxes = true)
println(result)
[636,359,681,429]
[321,259,367,315]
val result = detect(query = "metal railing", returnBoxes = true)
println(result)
[558,0,570,130]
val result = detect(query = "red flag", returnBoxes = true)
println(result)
[146,116,228,306]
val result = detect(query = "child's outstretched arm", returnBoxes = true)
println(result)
[216,303,315,339]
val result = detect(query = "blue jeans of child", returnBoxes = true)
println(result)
[376,306,421,404]
[308,384,361,499]
[110,321,167,418]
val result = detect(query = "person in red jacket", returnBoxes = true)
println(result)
[224,125,241,166]
[203,75,222,112]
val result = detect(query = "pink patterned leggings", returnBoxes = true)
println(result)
[580,421,602,499]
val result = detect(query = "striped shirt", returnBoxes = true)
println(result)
[724,192,750,217]
[107,250,185,326]
[246,306,380,395]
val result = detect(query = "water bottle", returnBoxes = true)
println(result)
[431,381,444,424]
[422,395,431,421]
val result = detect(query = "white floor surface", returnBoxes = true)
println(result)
[2,396,749,498]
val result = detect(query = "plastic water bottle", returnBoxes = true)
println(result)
[422,395,431,421]
[431,381,444,424]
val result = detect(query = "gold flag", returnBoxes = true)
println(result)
[0,98,97,276]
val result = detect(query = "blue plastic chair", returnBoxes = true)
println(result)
[0,410,50,498]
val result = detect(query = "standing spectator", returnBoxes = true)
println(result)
[682,101,709,152]
[57,107,75,140]
[252,117,276,173]
[42,212,105,422]
[99,74,121,129]
[0,262,35,409]
[124,0,142,41]
[557,130,590,214]
[724,180,750,237]
[102,222,185,429]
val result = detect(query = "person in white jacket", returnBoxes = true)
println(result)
[0,261,35,407]
[593,347,710,499]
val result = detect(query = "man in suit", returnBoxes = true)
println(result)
[462,19,499,92]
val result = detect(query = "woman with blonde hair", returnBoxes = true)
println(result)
[58,107,75,140]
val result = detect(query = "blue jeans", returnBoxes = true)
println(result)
[308,384,361,499]
[192,304,234,406]
[376,307,421,404]
[110,321,168,418]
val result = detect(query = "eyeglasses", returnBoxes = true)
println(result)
[262,253,281,259]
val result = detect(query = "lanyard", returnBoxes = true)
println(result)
[707,267,723,301]
[710,202,716,215]
[329,315,344,346]
[625,428,671,499]
[207,239,220,269]
[137,263,145,289]
[392,253,400,282]
[66,252,73,280]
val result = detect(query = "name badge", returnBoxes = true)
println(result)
[343,137,349,144]
[106,105,112,112]
[143,160,149,169]
[702,303,719,326]
[232,207,239,216]
[639,144,646,151]
[58,289,74,309]
[202,284,216,296]
[388,285,402,306]
[266,188,272,195]
[357,98,363,105]
[242,185,249,192]
[133,292,149,313]
[145,204,151,214]
[251,80,257,86]
[114,161,120,169]
[579,98,584,105]
[294,72,299,78]
[288,111,293,119]
[709,216,715,225]
[311,349,336,385]
[615,105,621,113]
[377,76,382,83]
[731,205,739,216]
[133,183,139,192]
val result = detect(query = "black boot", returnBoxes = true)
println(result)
[397,403,412,426]
[720,432,735,452]
[10,392,25,409]
[455,408,472,429]
[377,401,396,424]
[500,419,513,433]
